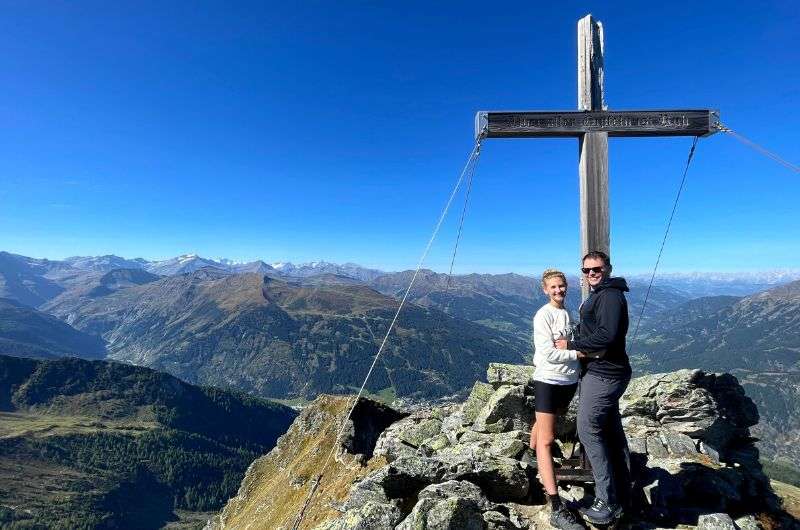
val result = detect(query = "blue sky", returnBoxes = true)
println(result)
[0,1,798,275]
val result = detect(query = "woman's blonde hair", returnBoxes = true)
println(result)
[541,268,567,287]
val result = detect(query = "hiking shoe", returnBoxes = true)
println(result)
[549,505,584,530]
[578,498,622,525]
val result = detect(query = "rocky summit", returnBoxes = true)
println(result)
[208,364,799,529]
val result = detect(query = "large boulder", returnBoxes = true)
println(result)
[381,456,448,498]
[397,480,518,530]
[415,480,494,511]
[440,450,531,502]
[449,430,527,459]
[374,410,443,462]
[486,363,536,388]
[461,381,496,426]
[343,468,394,511]
[472,385,534,434]
[397,496,486,530]
[619,371,779,525]
[314,501,402,530]
[697,513,737,530]
[621,369,758,454]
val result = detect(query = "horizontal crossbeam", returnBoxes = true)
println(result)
[475,109,719,139]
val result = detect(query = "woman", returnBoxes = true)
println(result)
[530,268,585,530]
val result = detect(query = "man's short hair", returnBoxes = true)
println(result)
[582,250,611,268]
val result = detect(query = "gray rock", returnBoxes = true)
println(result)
[450,430,527,459]
[473,385,533,434]
[373,411,443,462]
[441,406,466,443]
[441,450,530,502]
[558,484,585,504]
[622,415,662,437]
[407,418,444,446]
[699,441,722,464]
[482,509,517,529]
[628,436,647,455]
[343,468,393,511]
[500,504,533,529]
[419,433,451,454]
[372,436,417,463]
[486,363,536,387]
[620,369,758,452]
[462,381,496,426]
[314,501,402,530]
[734,515,762,530]
[660,430,698,457]
[697,513,737,530]
[417,480,493,509]
[646,434,669,458]
[382,456,447,498]
[625,416,661,455]
[397,496,485,530]
[397,480,491,530]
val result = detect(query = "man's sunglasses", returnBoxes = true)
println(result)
[581,266,604,275]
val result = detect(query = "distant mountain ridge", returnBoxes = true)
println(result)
[630,270,800,297]
[369,269,691,340]
[64,254,149,272]
[271,260,385,281]
[4,250,799,310]
[0,298,106,360]
[59,253,386,280]
[0,251,67,307]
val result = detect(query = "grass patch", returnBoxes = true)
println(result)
[762,458,800,488]
[272,396,310,408]
[0,411,156,439]
[217,395,386,530]
[370,386,398,405]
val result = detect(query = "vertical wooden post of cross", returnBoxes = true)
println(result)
[578,15,609,300]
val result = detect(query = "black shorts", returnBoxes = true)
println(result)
[534,380,578,414]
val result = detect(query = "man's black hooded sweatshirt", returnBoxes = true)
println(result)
[568,277,632,379]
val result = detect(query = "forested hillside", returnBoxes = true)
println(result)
[0,354,296,529]
[47,271,528,400]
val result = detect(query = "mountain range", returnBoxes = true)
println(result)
[630,280,800,373]
[2,249,800,473]
[5,251,798,302]
[368,269,691,340]
[62,253,385,280]
[630,270,800,297]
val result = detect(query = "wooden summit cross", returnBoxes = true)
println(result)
[475,15,719,299]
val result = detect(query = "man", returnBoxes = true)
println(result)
[555,250,631,525]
